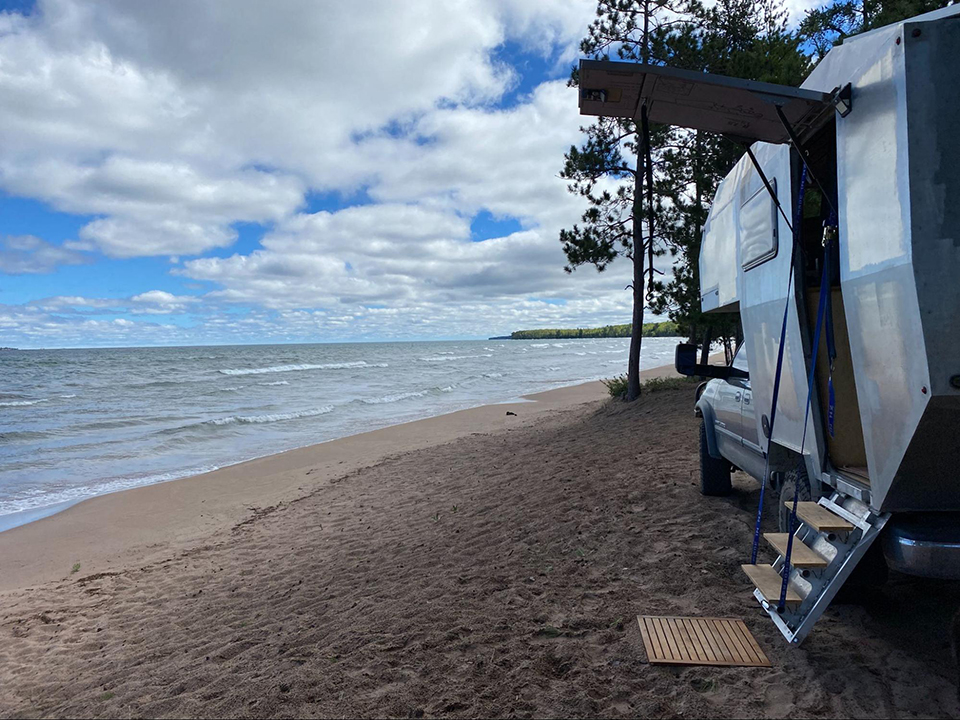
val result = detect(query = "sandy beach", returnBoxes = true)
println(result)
[2,371,959,718]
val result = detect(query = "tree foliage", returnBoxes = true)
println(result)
[798,0,953,57]
[508,322,680,340]
[648,0,808,358]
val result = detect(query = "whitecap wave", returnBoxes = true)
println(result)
[0,399,49,407]
[361,390,428,405]
[219,361,387,376]
[420,354,492,363]
[208,406,335,425]
[482,372,503,378]
[258,380,290,386]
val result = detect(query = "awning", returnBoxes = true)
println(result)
[578,59,834,144]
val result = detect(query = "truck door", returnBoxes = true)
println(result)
[713,347,746,451]
[733,347,761,452]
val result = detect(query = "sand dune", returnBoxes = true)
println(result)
[2,385,959,718]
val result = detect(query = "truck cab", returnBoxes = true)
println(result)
[695,345,767,494]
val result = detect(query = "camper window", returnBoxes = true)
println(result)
[740,180,778,270]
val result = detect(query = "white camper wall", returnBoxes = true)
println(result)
[735,144,824,465]
[833,26,929,509]
[699,163,743,312]
[698,141,824,464]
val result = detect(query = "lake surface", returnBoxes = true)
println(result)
[0,337,680,530]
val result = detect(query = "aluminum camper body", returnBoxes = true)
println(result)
[576,6,960,640]
[696,6,960,517]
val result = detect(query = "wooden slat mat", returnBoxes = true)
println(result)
[638,616,770,667]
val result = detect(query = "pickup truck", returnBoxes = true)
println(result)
[693,344,823,537]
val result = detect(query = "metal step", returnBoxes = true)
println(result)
[754,492,889,645]
[763,533,828,568]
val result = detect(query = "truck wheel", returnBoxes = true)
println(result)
[699,420,731,496]
[778,464,811,533]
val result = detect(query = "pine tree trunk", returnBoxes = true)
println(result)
[627,152,645,402]
[627,250,645,401]
[700,325,712,365]
[627,0,652,403]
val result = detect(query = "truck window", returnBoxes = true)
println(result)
[732,344,749,374]
[740,179,778,270]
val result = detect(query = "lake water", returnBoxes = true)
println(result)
[0,337,680,530]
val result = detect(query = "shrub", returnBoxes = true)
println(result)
[602,374,629,399]
[641,376,698,393]
[603,374,697,399]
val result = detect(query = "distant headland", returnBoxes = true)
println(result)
[490,322,679,341]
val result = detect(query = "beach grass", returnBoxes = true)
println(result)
[603,373,698,399]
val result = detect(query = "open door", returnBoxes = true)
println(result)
[578,60,833,144]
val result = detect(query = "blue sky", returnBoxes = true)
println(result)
[0,0,818,348]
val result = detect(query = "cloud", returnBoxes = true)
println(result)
[32,290,201,314]
[0,0,664,347]
[0,235,90,274]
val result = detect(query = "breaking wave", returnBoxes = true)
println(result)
[361,390,428,405]
[420,354,493,363]
[219,361,387,376]
[208,406,335,426]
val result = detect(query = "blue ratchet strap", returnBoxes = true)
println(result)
[824,212,839,437]
[779,235,832,612]
[749,166,807,565]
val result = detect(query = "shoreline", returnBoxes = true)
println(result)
[0,374,631,535]
[0,361,681,593]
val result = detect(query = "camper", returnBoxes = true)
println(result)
[577,6,960,644]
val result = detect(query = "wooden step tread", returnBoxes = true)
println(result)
[763,533,829,568]
[786,501,854,532]
[741,564,801,604]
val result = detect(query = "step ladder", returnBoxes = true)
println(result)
[742,491,889,645]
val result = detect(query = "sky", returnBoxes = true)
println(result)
[0,0,821,348]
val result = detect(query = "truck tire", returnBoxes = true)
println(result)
[699,420,731,496]
[778,464,811,534]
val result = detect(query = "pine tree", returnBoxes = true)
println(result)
[560,0,683,401]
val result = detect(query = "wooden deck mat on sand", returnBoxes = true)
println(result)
[638,616,771,667]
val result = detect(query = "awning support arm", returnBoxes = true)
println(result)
[775,105,840,219]
[742,143,794,235]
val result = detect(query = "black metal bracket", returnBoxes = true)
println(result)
[832,84,852,118]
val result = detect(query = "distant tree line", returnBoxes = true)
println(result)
[509,322,679,340]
